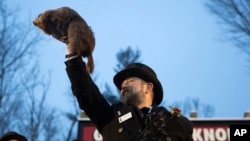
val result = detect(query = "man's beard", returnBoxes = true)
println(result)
[120,87,143,106]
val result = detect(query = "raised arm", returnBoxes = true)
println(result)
[65,57,113,132]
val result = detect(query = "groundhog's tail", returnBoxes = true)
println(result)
[86,55,94,73]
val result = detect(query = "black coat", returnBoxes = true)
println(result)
[65,57,194,141]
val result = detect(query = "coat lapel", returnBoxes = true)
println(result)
[116,105,144,137]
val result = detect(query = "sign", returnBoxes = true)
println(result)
[76,120,103,141]
[191,118,250,141]
[76,118,250,141]
[193,125,229,141]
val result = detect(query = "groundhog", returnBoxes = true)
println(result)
[33,6,95,73]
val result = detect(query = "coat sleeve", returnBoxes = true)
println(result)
[65,57,113,132]
[181,116,194,141]
[166,115,194,141]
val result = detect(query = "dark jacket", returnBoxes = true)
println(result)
[65,57,194,141]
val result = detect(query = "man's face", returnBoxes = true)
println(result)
[120,77,148,106]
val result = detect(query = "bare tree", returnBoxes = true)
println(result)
[0,1,62,140]
[63,87,81,141]
[103,46,142,104]
[205,0,250,54]
[114,46,141,73]
[0,0,40,133]
[21,65,61,141]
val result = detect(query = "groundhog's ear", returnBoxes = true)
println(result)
[48,13,63,25]
[45,10,56,21]
[40,11,55,34]
[53,13,66,22]
[50,14,58,23]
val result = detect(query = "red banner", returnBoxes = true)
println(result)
[77,118,250,141]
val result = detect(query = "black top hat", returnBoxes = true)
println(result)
[0,131,27,141]
[113,63,163,105]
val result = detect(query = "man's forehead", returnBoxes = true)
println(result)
[122,77,148,84]
[123,77,142,81]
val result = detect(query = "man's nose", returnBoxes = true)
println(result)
[121,80,129,88]
[120,86,130,95]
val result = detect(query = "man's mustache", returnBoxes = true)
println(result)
[121,87,133,96]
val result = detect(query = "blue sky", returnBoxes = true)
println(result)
[12,0,250,118]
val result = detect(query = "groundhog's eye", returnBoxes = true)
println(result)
[38,14,42,17]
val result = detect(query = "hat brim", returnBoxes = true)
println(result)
[114,68,163,105]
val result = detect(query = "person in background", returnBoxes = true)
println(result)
[0,131,27,141]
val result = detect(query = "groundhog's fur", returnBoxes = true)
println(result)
[33,7,95,73]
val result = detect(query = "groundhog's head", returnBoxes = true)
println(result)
[33,10,56,35]
[33,7,74,42]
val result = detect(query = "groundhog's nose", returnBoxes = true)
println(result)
[33,21,37,26]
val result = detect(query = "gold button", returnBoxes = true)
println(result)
[166,137,172,141]
[118,127,123,133]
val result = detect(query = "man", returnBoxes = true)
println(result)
[65,53,194,140]
[0,131,27,141]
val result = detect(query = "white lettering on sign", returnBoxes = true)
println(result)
[193,127,229,141]
[215,128,228,140]
[83,124,233,141]
[234,129,247,136]
[93,129,103,141]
